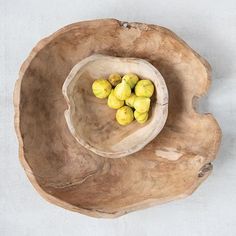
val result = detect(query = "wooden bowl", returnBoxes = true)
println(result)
[14,19,221,218]
[62,54,168,158]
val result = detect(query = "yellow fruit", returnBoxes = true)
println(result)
[108,73,122,86]
[133,97,150,113]
[125,93,137,108]
[134,111,148,124]
[114,80,131,100]
[116,106,134,125]
[92,79,112,99]
[107,90,124,109]
[135,79,154,98]
[122,73,139,89]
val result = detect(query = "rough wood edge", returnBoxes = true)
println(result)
[13,19,222,218]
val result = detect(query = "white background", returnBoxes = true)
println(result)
[1,0,236,235]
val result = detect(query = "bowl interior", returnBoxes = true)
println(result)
[63,55,168,157]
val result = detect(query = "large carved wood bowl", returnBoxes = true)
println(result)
[62,54,168,158]
[14,19,221,218]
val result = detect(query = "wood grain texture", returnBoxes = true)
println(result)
[62,54,168,158]
[14,19,221,218]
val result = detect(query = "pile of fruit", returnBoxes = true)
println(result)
[92,73,154,125]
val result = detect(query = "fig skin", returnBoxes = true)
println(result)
[134,110,148,124]
[92,79,112,99]
[122,73,139,89]
[108,73,122,86]
[116,106,134,125]
[107,90,124,109]
[133,97,151,113]
[114,80,131,100]
[125,93,137,108]
[135,79,154,98]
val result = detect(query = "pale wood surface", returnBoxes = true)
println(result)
[62,54,168,158]
[14,19,221,218]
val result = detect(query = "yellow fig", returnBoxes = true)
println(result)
[107,90,124,109]
[108,73,122,86]
[133,97,150,113]
[114,80,131,100]
[92,79,112,99]
[125,93,137,108]
[122,73,139,89]
[134,110,148,124]
[135,79,154,98]
[116,106,134,125]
